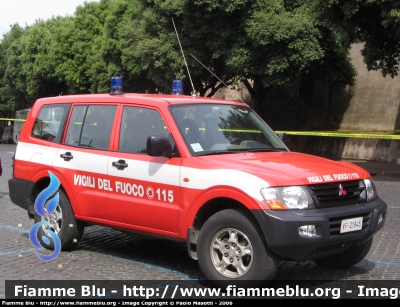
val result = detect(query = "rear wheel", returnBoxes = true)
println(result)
[34,189,84,251]
[197,209,278,288]
[314,238,373,269]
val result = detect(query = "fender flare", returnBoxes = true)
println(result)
[179,185,264,239]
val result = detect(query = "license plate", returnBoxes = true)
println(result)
[340,217,363,233]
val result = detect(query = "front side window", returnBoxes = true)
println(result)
[119,106,175,154]
[170,103,287,156]
[65,105,116,150]
[32,104,70,143]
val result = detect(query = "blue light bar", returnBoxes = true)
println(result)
[110,76,124,95]
[172,80,183,95]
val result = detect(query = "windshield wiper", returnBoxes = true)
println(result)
[247,148,287,152]
[196,148,287,156]
[196,151,241,156]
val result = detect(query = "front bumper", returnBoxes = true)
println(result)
[252,197,387,261]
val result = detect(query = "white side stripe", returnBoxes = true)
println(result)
[15,142,58,165]
[180,167,269,201]
[15,142,269,201]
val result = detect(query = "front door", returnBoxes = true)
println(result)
[107,106,181,235]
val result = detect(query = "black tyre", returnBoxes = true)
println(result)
[197,209,278,288]
[314,238,373,269]
[34,189,84,251]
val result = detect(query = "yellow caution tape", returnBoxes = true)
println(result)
[296,129,400,133]
[2,117,400,140]
[275,131,400,140]
[0,118,26,122]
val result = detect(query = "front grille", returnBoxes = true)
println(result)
[329,212,372,237]
[307,180,366,208]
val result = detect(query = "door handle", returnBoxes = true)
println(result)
[112,159,128,170]
[60,152,73,161]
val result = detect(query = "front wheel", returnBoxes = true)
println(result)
[313,238,373,269]
[197,209,278,288]
[34,189,84,251]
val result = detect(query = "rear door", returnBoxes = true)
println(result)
[54,104,117,219]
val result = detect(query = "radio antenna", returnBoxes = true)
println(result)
[189,53,246,104]
[172,18,197,97]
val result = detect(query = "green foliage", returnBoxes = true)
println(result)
[121,0,356,118]
[0,0,147,116]
[244,1,324,85]
[119,1,187,93]
[0,25,29,113]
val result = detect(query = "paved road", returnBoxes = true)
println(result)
[1,144,399,299]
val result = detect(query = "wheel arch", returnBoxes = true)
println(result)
[187,196,266,260]
[27,175,74,220]
[193,197,254,231]
[31,177,85,251]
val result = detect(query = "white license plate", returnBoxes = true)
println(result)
[340,217,363,233]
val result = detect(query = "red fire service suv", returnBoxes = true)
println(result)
[9,77,387,287]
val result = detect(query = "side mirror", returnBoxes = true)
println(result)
[146,135,173,157]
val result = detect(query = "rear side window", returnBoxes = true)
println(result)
[32,104,70,143]
[65,105,117,150]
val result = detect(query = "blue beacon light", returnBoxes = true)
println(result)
[110,76,124,95]
[172,80,183,95]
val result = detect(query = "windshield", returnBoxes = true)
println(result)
[170,103,288,156]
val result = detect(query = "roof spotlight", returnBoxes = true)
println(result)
[172,80,183,95]
[110,76,124,95]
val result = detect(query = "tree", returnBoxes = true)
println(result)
[0,24,29,114]
[17,19,71,100]
[120,0,357,123]
[99,0,149,93]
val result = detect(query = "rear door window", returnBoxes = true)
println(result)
[65,105,117,150]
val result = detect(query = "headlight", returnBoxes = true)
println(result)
[363,178,376,201]
[260,186,314,210]
[282,186,309,209]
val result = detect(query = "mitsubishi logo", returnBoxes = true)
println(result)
[339,184,347,196]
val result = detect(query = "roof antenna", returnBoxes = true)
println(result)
[172,18,197,98]
[189,53,246,104]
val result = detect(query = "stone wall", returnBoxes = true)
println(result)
[286,43,400,163]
